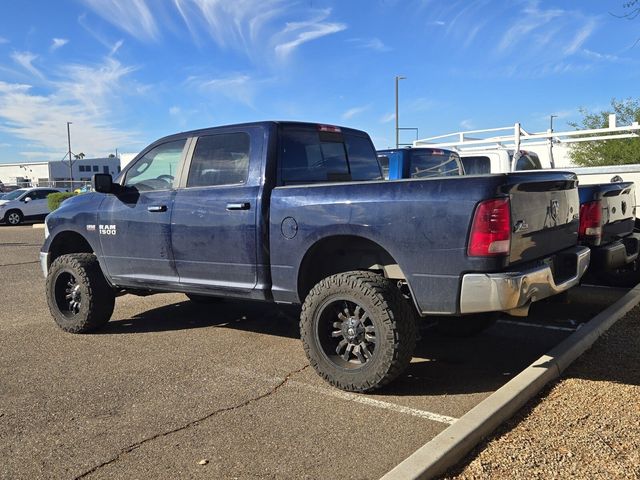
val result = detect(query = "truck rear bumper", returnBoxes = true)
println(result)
[459,245,591,314]
[590,233,640,271]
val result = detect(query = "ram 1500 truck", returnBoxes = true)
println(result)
[578,181,640,286]
[41,121,590,392]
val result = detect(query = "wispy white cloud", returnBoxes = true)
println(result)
[187,73,259,107]
[109,39,124,56]
[495,1,601,70]
[564,19,597,55]
[406,97,435,113]
[50,38,69,51]
[81,0,346,62]
[0,58,143,160]
[428,20,446,26]
[348,37,391,52]
[11,51,44,80]
[341,105,369,120]
[0,37,9,44]
[78,13,126,57]
[460,119,474,130]
[380,112,395,123]
[274,9,346,59]
[581,49,625,63]
[79,0,159,42]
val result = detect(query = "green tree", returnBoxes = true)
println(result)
[568,98,640,167]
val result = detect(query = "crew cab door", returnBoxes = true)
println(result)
[170,129,260,290]
[97,139,188,286]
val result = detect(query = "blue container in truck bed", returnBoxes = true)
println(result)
[41,122,589,392]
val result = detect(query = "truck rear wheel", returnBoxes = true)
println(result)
[46,253,115,333]
[300,271,416,392]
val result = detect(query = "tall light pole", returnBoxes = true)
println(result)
[395,75,406,148]
[67,122,73,186]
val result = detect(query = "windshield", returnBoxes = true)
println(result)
[2,189,27,201]
[409,150,463,178]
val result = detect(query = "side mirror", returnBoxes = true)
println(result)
[23,197,32,203]
[93,173,114,194]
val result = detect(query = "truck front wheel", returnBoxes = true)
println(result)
[300,271,416,392]
[46,253,115,333]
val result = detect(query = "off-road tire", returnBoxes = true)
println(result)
[4,209,23,226]
[435,313,498,337]
[300,271,417,392]
[46,253,115,333]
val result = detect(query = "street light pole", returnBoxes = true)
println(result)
[67,122,73,187]
[395,75,406,148]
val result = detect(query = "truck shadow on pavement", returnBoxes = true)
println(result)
[96,298,572,396]
[101,298,302,339]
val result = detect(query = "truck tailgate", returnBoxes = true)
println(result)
[580,182,635,244]
[502,172,580,265]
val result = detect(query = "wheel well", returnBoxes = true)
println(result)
[49,231,94,264]
[297,235,406,300]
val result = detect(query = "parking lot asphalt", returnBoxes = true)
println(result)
[0,226,623,479]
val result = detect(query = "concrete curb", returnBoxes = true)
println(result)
[32,223,45,229]
[381,285,640,480]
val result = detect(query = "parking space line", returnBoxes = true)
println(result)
[497,319,577,332]
[225,366,458,425]
[292,381,458,425]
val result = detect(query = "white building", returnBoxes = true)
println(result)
[0,157,121,188]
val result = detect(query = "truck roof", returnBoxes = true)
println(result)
[152,121,370,146]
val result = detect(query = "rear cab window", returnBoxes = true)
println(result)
[278,125,382,185]
[460,156,491,175]
[514,151,542,171]
[408,149,463,178]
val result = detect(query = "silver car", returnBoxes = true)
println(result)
[0,187,63,226]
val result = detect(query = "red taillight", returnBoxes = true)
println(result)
[468,198,511,257]
[579,200,602,240]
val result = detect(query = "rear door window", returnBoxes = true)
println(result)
[187,133,250,187]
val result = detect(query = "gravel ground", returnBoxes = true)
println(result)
[444,306,640,480]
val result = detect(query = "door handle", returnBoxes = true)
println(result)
[147,205,167,212]
[226,202,250,211]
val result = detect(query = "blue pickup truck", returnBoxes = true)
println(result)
[41,122,590,392]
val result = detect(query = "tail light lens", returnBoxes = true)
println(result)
[468,198,511,257]
[579,200,602,240]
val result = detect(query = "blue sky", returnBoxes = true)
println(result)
[0,0,638,162]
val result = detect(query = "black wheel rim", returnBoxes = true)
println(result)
[316,298,376,370]
[54,271,82,317]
